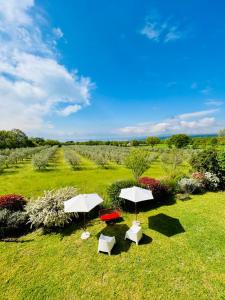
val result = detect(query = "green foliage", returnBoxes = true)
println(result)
[130,140,139,146]
[107,180,140,207]
[218,149,225,174]
[190,149,221,176]
[218,128,225,137]
[146,136,161,147]
[160,149,185,179]
[26,187,78,230]
[178,178,203,194]
[168,134,191,148]
[125,149,150,180]
[0,209,28,238]
[0,129,29,149]
[32,146,58,170]
[64,149,80,169]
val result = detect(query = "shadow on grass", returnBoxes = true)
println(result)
[0,238,34,243]
[121,196,176,215]
[96,224,131,255]
[148,213,185,237]
[139,233,153,245]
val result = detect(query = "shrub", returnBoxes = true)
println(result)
[190,149,221,177]
[26,187,78,230]
[107,180,139,208]
[0,194,26,211]
[204,172,220,191]
[138,177,172,202]
[0,209,28,238]
[178,178,203,194]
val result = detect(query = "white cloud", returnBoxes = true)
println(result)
[0,0,94,133]
[205,99,224,107]
[178,109,219,120]
[140,15,183,43]
[58,104,82,117]
[53,27,63,39]
[118,109,221,136]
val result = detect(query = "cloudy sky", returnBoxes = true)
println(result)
[0,0,225,140]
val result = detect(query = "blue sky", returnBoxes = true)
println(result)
[0,0,225,140]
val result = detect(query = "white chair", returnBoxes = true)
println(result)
[125,224,143,245]
[98,234,116,255]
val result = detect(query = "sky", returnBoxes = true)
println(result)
[0,0,225,140]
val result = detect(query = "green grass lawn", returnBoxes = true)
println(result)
[0,149,224,299]
[0,148,166,200]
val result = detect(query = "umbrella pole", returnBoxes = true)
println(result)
[83,213,86,231]
[135,202,137,220]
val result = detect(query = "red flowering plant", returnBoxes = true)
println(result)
[138,177,170,202]
[0,194,26,211]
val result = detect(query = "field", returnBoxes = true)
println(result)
[0,148,225,300]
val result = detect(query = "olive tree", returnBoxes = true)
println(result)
[125,149,150,180]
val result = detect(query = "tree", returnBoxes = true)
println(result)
[0,129,28,149]
[210,137,218,146]
[190,149,221,175]
[160,149,184,179]
[125,149,150,180]
[146,136,161,147]
[218,128,225,137]
[131,140,139,146]
[168,134,191,148]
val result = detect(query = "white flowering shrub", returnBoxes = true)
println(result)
[204,172,220,191]
[26,187,78,230]
[178,178,203,194]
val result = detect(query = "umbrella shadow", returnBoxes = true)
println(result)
[148,213,185,237]
[139,234,153,245]
[96,224,131,255]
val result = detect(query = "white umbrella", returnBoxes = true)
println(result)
[119,186,153,220]
[64,193,103,239]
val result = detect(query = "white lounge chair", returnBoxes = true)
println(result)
[125,224,143,245]
[98,234,116,255]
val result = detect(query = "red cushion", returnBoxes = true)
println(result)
[100,211,121,221]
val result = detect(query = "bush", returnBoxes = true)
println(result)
[138,177,173,202]
[0,207,28,238]
[107,180,139,208]
[178,178,203,194]
[190,149,221,177]
[26,187,78,230]
[204,172,220,191]
[0,194,26,211]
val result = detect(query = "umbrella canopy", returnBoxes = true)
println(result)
[64,193,104,239]
[64,193,103,213]
[119,186,153,203]
[119,186,153,221]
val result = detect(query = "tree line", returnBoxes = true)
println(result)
[0,128,225,149]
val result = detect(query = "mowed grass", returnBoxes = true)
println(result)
[0,193,225,299]
[0,149,225,299]
[0,148,166,200]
